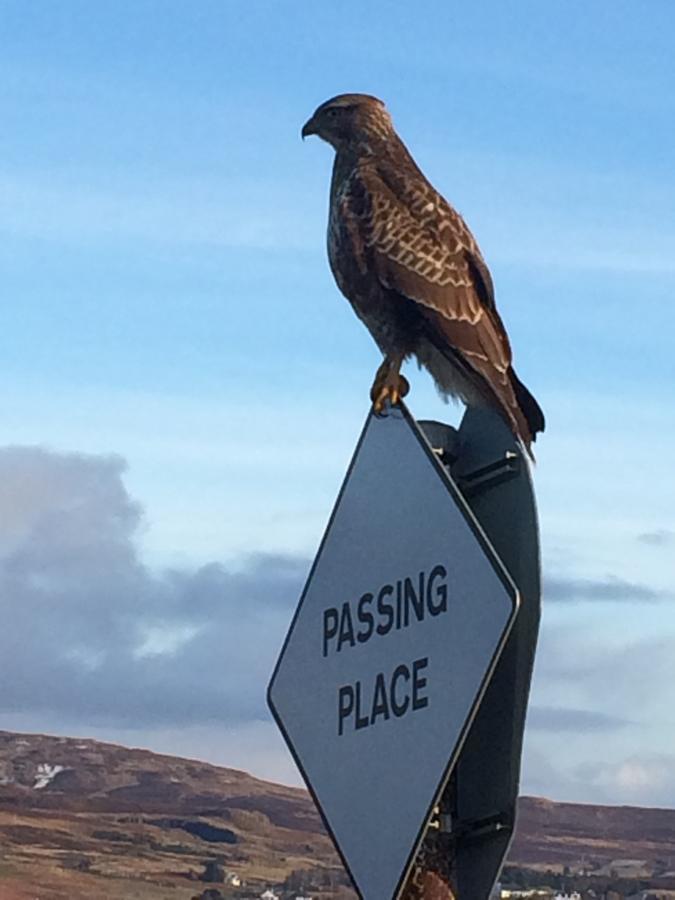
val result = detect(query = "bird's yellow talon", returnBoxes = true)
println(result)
[371,370,409,414]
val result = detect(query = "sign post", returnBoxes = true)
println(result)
[268,403,540,900]
[405,408,541,898]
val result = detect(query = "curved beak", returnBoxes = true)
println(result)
[301,116,318,140]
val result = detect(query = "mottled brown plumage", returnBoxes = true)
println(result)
[302,93,544,456]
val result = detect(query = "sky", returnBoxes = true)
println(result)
[0,0,674,809]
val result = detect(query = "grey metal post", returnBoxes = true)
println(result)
[417,407,541,899]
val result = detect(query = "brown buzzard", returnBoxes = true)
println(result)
[302,93,545,457]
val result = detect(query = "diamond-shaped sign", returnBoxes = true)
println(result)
[268,405,519,900]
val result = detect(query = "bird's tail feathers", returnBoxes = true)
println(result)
[510,370,545,441]
[419,336,544,461]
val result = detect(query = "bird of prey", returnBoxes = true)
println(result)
[302,93,545,457]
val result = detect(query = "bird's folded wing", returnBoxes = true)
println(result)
[373,162,498,311]
[342,167,513,385]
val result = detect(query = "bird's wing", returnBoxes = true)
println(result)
[341,164,517,410]
[374,160,498,311]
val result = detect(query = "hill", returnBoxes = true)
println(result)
[0,730,674,898]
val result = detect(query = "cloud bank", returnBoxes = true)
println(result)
[1,444,673,804]
[0,446,307,728]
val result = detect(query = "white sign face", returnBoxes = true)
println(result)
[268,406,518,900]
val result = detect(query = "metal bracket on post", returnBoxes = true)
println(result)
[457,450,520,497]
[416,408,542,899]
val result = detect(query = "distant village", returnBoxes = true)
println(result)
[192,888,318,900]
[498,888,675,900]
[189,860,355,900]
[497,860,675,900]
[187,859,675,900]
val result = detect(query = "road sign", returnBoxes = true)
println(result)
[268,404,520,900]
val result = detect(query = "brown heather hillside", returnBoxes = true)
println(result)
[0,730,344,899]
[512,794,675,870]
[0,730,674,898]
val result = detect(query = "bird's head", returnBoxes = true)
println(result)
[301,94,393,152]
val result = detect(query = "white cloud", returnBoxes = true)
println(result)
[0,445,308,729]
[522,744,675,808]
[134,622,204,659]
[575,754,675,807]
[524,610,675,805]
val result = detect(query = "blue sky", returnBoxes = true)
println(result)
[1,0,674,807]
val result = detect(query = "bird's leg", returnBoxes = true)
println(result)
[370,353,410,414]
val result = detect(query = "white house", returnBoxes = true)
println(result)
[501,890,550,898]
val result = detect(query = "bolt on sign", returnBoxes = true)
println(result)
[268,405,519,900]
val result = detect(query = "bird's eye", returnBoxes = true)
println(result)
[327,108,338,118]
